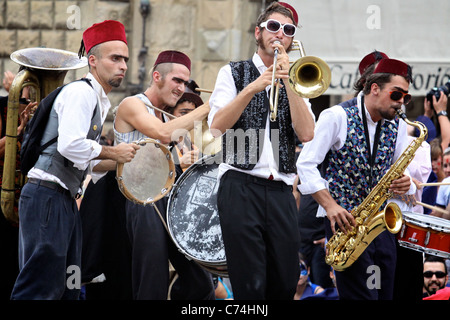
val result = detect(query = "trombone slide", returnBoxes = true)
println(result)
[269,42,281,122]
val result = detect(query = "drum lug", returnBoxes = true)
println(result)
[425,231,430,246]
[400,224,405,238]
[179,249,192,260]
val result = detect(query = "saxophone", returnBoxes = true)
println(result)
[325,109,428,271]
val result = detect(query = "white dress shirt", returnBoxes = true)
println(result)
[28,73,110,188]
[297,92,416,217]
[208,52,313,186]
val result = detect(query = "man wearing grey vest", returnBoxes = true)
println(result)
[11,20,139,300]
[208,2,315,299]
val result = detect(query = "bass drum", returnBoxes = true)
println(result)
[397,211,450,259]
[167,154,227,277]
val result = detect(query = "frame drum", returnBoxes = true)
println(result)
[116,138,175,205]
[167,154,227,276]
[397,211,450,259]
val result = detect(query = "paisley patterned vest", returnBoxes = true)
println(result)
[324,97,399,211]
[222,59,296,173]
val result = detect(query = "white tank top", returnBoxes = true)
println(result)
[113,93,169,144]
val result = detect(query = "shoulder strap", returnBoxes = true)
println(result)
[38,78,95,153]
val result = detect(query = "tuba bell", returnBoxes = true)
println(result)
[1,48,87,224]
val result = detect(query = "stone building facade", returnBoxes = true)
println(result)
[0,0,265,131]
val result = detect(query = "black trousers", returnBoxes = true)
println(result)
[12,182,81,300]
[0,210,18,300]
[325,218,397,300]
[393,243,424,300]
[125,197,215,300]
[80,171,132,300]
[217,170,300,300]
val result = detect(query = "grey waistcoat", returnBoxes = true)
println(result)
[34,95,101,197]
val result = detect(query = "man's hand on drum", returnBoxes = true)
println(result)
[179,149,199,169]
[112,143,140,163]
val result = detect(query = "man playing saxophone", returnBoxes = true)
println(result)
[297,58,415,300]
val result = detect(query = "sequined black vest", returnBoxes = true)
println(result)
[222,59,296,173]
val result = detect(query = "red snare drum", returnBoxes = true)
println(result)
[397,212,450,259]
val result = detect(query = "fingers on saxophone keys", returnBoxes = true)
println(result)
[334,215,355,234]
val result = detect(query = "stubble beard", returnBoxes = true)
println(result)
[109,77,123,88]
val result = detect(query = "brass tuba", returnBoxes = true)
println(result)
[1,48,87,224]
[325,109,428,271]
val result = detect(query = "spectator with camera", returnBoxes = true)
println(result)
[419,82,450,219]
[420,82,450,152]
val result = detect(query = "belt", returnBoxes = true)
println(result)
[27,178,71,197]
[225,170,288,189]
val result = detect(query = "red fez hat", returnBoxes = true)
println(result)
[82,20,127,54]
[373,58,412,80]
[154,50,191,72]
[358,50,389,75]
[279,2,299,26]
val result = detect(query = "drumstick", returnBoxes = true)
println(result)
[419,182,450,187]
[416,201,450,215]
[141,101,177,119]
[195,88,213,93]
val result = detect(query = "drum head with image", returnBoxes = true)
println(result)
[167,155,226,265]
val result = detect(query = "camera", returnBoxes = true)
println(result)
[426,80,450,109]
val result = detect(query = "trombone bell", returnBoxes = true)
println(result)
[288,40,331,99]
[289,56,331,99]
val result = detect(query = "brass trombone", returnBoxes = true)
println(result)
[269,40,331,122]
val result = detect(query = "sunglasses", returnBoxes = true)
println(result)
[423,271,447,278]
[260,19,297,37]
[299,263,308,276]
[389,90,412,105]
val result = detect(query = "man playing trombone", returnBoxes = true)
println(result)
[208,2,315,299]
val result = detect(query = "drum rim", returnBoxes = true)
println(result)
[398,240,450,259]
[402,211,450,232]
[166,154,227,265]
